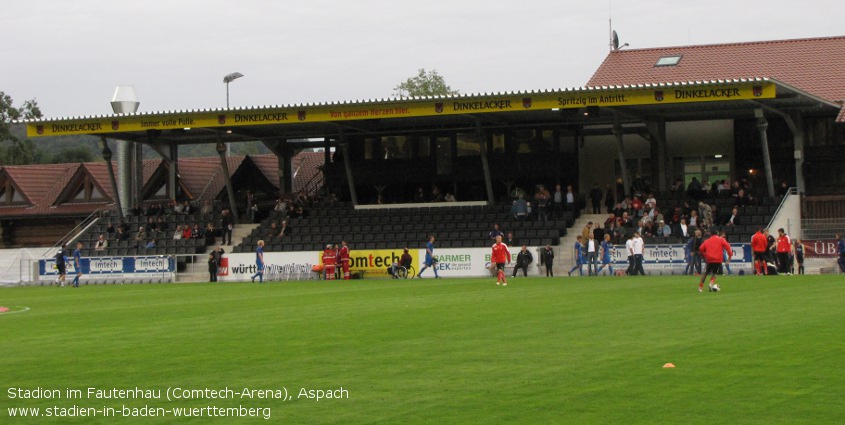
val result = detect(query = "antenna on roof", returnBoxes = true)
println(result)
[608,1,629,51]
[608,0,613,52]
[612,30,629,51]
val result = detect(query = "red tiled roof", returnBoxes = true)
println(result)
[178,155,245,201]
[80,163,116,199]
[247,152,326,193]
[588,35,845,105]
[250,154,280,187]
[142,158,162,183]
[0,163,114,218]
[1,153,325,218]
[292,152,325,193]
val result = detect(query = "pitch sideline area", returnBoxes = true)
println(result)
[2,276,843,424]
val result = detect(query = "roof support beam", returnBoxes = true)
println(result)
[216,133,239,224]
[261,140,293,195]
[611,115,631,199]
[749,101,806,194]
[99,137,124,221]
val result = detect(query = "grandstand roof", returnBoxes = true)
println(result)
[588,35,845,120]
[22,77,835,145]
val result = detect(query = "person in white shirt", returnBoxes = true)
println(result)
[676,218,690,242]
[585,234,598,276]
[631,232,646,275]
[645,193,657,210]
[625,237,635,275]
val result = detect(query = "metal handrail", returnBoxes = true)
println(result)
[767,187,797,228]
[298,168,325,198]
[42,208,109,258]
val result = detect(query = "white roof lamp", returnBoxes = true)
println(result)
[111,85,140,114]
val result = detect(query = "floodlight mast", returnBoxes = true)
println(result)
[224,72,244,109]
[223,72,244,157]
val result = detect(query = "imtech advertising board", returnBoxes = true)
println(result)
[27,81,776,137]
[38,256,175,281]
[606,243,754,274]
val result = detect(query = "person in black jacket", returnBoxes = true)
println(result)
[512,245,533,277]
[540,245,554,277]
[220,208,234,245]
[209,246,225,282]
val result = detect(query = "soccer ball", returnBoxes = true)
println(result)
[710,284,720,292]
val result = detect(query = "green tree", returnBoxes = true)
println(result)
[0,91,44,165]
[51,145,94,163]
[393,68,460,97]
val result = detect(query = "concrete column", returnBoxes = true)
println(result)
[646,120,668,192]
[754,109,776,197]
[476,121,495,204]
[282,142,293,195]
[168,143,178,201]
[339,132,358,206]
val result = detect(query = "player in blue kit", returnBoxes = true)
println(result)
[568,236,585,277]
[71,242,83,287]
[251,240,265,283]
[596,234,614,276]
[417,235,440,278]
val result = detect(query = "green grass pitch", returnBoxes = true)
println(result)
[2,275,843,424]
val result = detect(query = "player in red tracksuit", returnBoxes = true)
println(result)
[491,235,512,286]
[322,244,337,280]
[751,227,769,275]
[339,241,351,280]
[775,228,792,274]
[698,231,732,293]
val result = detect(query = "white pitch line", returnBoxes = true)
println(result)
[0,306,31,315]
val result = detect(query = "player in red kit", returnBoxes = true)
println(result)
[698,231,732,293]
[491,235,511,286]
[339,240,351,280]
[751,227,769,275]
[322,244,337,280]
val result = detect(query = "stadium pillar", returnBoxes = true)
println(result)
[754,109,776,197]
[116,141,132,216]
[261,140,293,195]
[100,137,124,220]
[134,142,144,206]
[216,136,239,223]
[168,143,179,201]
[786,112,806,194]
[611,119,631,198]
[645,120,668,192]
[476,120,494,204]
[339,131,358,206]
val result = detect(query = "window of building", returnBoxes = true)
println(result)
[456,133,480,157]
[655,55,682,67]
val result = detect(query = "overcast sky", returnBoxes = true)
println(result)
[2,0,842,119]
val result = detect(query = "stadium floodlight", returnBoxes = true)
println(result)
[223,72,244,109]
[110,85,140,114]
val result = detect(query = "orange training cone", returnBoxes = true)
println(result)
[663,363,676,368]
